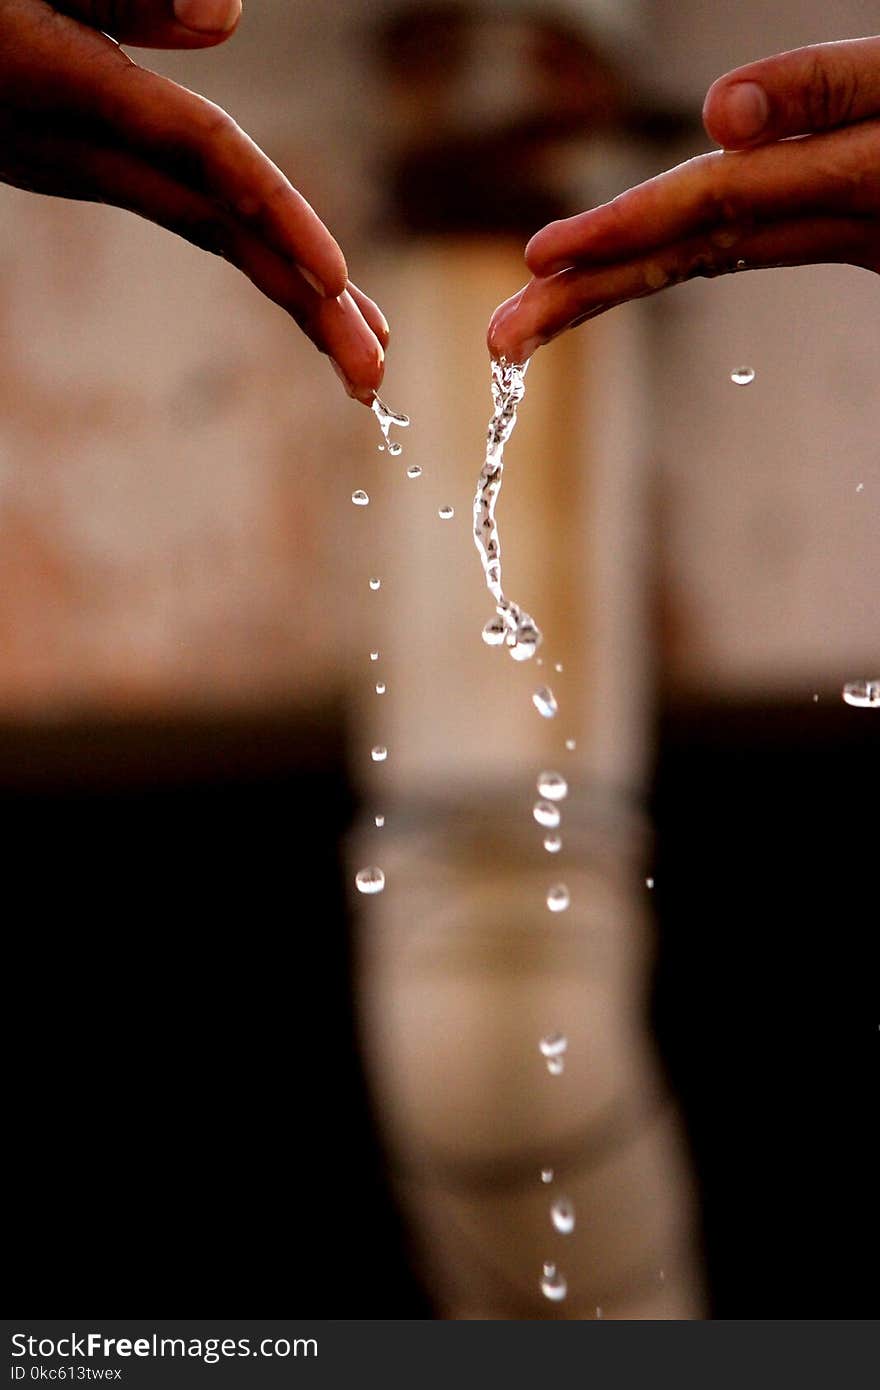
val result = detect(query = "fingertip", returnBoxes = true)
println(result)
[703,77,770,148]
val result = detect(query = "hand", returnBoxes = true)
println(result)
[0,0,387,402]
[488,36,880,362]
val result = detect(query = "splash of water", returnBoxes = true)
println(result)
[473,359,542,661]
[372,395,410,456]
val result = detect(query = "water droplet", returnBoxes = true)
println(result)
[730,366,755,386]
[546,1056,565,1075]
[544,834,562,854]
[536,658,543,666]
[375,682,386,695]
[646,877,654,889]
[539,1032,568,1058]
[540,1266,568,1302]
[355,866,385,895]
[541,1168,554,1184]
[842,679,880,709]
[482,618,506,646]
[533,800,560,829]
[374,814,385,828]
[536,771,568,801]
[388,442,403,457]
[509,624,540,662]
[659,1269,666,1282]
[371,394,410,455]
[532,686,558,719]
[554,662,564,673]
[550,1198,575,1235]
[546,883,570,913]
[595,1306,603,1320]
[406,464,422,479]
[812,693,819,703]
[370,651,379,661]
[351,489,369,506]
[565,738,576,751]
[856,482,864,493]
[735,259,747,270]
[438,505,454,520]
[371,745,387,762]
[369,577,381,591]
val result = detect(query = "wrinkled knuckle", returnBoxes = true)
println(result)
[804,55,859,129]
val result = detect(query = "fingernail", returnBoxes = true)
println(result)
[174,0,242,34]
[721,81,769,142]
[297,264,328,296]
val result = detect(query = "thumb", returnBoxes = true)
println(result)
[702,36,880,148]
[52,0,242,48]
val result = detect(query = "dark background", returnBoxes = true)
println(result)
[6,700,877,1316]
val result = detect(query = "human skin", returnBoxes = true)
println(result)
[488,37,880,362]
[0,0,388,402]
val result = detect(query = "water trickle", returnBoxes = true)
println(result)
[532,686,558,719]
[730,366,755,386]
[351,489,369,506]
[550,1198,575,1235]
[541,1168,554,1184]
[481,618,507,646]
[474,359,542,662]
[540,1266,568,1302]
[438,505,454,520]
[406,465,422,479]
[537,771,567,801]
[375,682,386,695]
[546,883,570,913]
[374,814,385,828]
[355,866,385,895]
[544,834,562,854]
[369,577,381,591]
[371,745,388,762]
[533,800,560,829]
[842,679,880,708]
[372,395,410,456]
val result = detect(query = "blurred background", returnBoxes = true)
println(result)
[5,0,878,1317]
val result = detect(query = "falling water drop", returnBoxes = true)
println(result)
[374,814,385,828]
[646,877,654,889]
[541,1168,554,1184]
[369,577,381,591]
[565,739,576,751]
[547,1056,565,1075]
[550,1198,575,1235]
[406,465,422,479]
[371,395,410,455]
[438,505,455,520]
[375,682,386,695]
[540,1266,568,1302]
[532,686,558,719]
[536,771,568,801]
[388,442,403,457]
[370,651,379,662]
[856,482,864,493]
[842,679,880,708]
[544,835,562,854]
[351,489,369,506]
[355,866,385,895]
[539,1033,568,1059]
[533,801,561,829]
[546,884,570,913]
[481,618,506,647]
[730,366,755,386]
[554,663,564,673]
[371,745,388,762]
